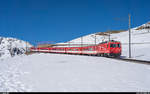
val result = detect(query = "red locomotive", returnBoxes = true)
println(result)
[30,40,121,57]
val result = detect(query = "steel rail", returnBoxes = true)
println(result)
[29,50,150,65]
[107,57,150,65]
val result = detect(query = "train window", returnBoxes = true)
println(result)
[110,44,117,48]
[110,44,113,47]
[89,48,93,51]
[83,48,87,51]
[118,44,120,48]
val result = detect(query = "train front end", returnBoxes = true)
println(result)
[108,41,122,57]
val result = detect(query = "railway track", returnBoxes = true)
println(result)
[108,57,150,65]
[29,51,150,65]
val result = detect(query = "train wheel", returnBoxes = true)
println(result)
[96,54,98,56]
[106,53,110,57]
[101,53,104,57]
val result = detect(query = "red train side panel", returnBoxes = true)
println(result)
[30,40,121,57]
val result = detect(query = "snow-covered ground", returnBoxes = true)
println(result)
[0,53,150,92]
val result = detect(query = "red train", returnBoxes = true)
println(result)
[30,40,122,57]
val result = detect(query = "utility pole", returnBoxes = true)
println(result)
[26,41,28,53]
[68,41,70,47]
[115,15,132,58]
[94,34,96,45]
[128,14,131,58]
[107,28,111,41]
[94,34,96,50]
[108,31,110,41]
[81,36,83,47]
[81,36,83,54]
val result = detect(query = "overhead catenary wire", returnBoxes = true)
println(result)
[128,14,131,58]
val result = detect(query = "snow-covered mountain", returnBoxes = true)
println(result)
[133,21,150,30]
[67,21,150,44]
[0,37,32,59]
[63,21,150,61]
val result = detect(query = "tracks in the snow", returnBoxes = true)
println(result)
[30,51,150,65]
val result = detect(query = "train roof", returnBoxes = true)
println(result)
[100,40,120,44]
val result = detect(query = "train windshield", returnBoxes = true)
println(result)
[110,44,116,48]
[110,43,121,48]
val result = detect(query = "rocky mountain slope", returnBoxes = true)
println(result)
[0,37,32,59]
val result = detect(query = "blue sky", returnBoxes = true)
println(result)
[0,0,150,45]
